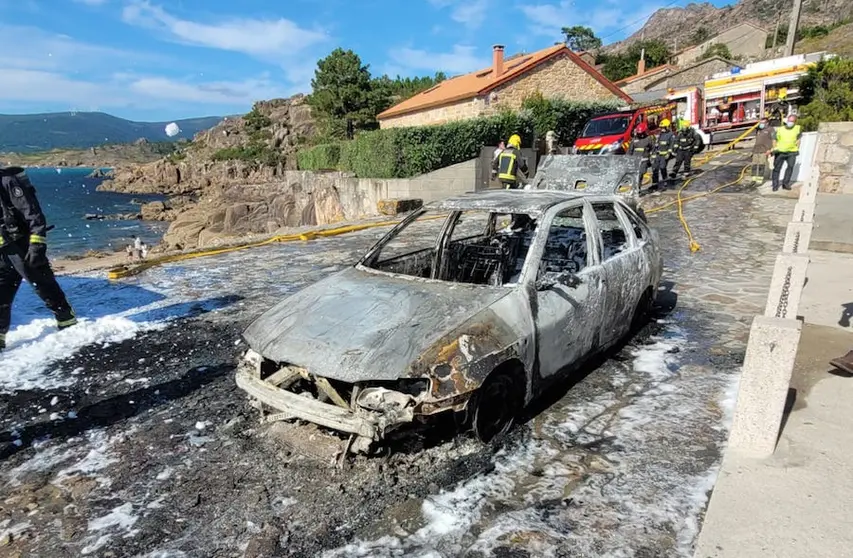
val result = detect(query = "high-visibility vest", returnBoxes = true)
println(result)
[497,150,519,182]
[775,125,801,153]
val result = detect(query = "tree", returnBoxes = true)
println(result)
[599,40,673,82]
[308,48,378,139]
[561,25,602,52]
[700,43,733,60]
[690,26,712,46]
[797,57,853,132]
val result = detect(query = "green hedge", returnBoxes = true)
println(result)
[297,99,621,178]
[297,111,533,178]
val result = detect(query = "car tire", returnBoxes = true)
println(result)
[471,368,523,444]
[630,287,654,333]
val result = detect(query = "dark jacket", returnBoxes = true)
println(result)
[655,131,676,158]
[628,135,655,160]
[0,167,49,244]
[753,127,774,154]
[676,128,705,153]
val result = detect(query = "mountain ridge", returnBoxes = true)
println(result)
[0,111,227,153]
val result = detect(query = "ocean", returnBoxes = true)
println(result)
[18,168,168,257]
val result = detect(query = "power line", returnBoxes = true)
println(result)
[599,0,688,42]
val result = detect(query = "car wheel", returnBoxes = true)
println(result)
[630,287,654,332]
[471,369,522,444]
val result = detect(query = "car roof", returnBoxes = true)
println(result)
[426,190,613,217]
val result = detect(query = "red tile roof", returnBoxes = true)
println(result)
[378,44,632,120]
[614,64,676,86]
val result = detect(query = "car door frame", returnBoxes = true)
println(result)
[520,198,608,378]
[586,197,646,348]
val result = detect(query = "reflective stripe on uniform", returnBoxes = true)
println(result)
[29,234,46,244]
[498,152,517,181]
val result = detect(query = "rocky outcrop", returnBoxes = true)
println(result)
[98,95,315,197]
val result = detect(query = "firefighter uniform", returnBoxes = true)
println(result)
[628,127,654,179]
[671,125,704,176]
[651,120,675,188]
[772,118,802,191]
[0,167,76,350]
[492,134,528,189]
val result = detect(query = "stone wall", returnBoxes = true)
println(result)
[163,159,480,249]
[379,98,486,129]
[815,122,853,194]
[645,57,735,91]
[379,52,624,128]
[483,52,623,115]
[618,68,674,95]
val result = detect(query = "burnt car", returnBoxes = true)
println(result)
[235,190,663,457]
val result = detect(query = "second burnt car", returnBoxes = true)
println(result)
[235,188,663,458]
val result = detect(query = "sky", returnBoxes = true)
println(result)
[0,0,731,122]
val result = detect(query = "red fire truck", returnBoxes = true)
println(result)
[572,102,676,155]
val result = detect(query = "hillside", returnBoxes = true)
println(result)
[795,20,853,56]
[1,139,183,168]
[606,0,853,53]
[0,112,225,152]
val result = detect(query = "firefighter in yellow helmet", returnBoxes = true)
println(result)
[492,134,529,189]
[651,118,675,189]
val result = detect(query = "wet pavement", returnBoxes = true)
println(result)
[0,156,796,557]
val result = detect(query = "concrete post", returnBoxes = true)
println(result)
[782,221,813,254]
[763,253,809,320]
[792,202,815,223]
[727,316,803,457]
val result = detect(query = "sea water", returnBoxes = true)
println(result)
[21,168,168,257]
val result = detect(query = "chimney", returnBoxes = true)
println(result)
[492,44,505,78]
[637,48,646,75]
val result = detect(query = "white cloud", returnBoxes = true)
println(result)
[0,24,296,116]
[389,44,490,75]
[428,0,491,29]
[121,1,329,59]
[519,0,666,42]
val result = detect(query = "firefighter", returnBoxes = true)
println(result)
[651,118,675,189]
[751,117,774,182]
[493,134,528,189]
[670,120,705,177]
[628,122,654,182]
[771,114,802,191]
[0,166,77,351]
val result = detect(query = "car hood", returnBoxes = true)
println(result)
[242,266,513,383]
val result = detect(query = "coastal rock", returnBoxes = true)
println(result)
[86,168,114,179]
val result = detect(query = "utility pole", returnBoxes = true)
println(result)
[772,18,781,49]
[784,0,803,56]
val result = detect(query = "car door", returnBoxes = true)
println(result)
[529,200,608,378]
[588,199,645,347]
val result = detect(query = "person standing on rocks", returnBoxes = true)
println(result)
[0,166,77,351]
[771,114,802,192]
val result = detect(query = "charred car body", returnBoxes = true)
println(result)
[236,156,663,457]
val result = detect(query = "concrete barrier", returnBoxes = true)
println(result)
[782,221,813,254]
[763,253,809,319]
[726,316,803,457]
[792,202,815,223]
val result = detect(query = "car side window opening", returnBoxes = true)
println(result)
[591,202,630,261]
[624,208,645,241]
[368,210,451,278]
[538,205,589,279]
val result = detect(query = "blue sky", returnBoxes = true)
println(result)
[0,0,730,121]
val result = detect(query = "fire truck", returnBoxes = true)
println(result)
[665,51,829,144]
[572,103,676,155]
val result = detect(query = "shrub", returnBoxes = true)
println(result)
[296,143,342,170]
[211,144,282,167]
[521,93,622,146]
[797,57,853,132]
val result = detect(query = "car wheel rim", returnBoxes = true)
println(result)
[474,375,517,443]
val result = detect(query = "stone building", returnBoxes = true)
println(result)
[674,22,769,66]
[644,56,737,91]
[377,44,632,129]
[614,63,677,95]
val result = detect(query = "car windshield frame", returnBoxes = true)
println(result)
[356,207,537,288]
[580,115,632,138]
